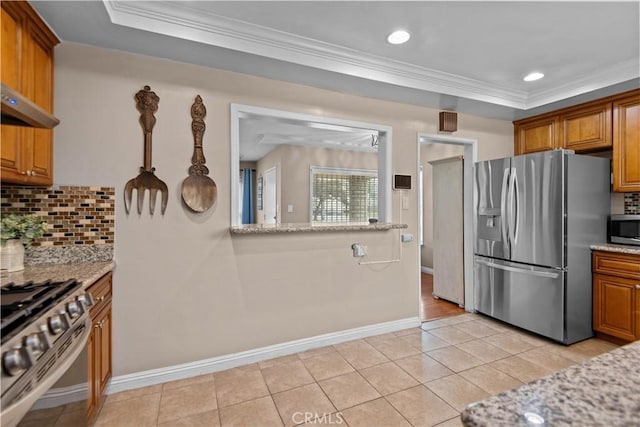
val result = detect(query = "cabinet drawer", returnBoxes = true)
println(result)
[593,251,640,280]
[87,272,112,316]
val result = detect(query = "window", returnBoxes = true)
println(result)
[310,167,378,223]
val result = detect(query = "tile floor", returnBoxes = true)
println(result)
[26,313,620,427]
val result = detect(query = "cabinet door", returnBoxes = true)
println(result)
[98,305,112,395]
[20,18,54,184]
[560,102,612,152]
[1,5,21,89]
[0,5,24,182]
[0,1,56,186]
[636,285,640,341]
[613,93,640,192]
[86,323,99,423]
[593,273,637,341]
[514,116,559,155]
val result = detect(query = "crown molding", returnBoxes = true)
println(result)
[525,58,640,109]
[103,1,638,111]
[103,1,527,108]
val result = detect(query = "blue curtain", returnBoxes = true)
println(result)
[241,169,255,224]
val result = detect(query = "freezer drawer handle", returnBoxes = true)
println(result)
[475,258,560,279]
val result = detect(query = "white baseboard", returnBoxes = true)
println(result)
[421,266,433,274]
[35,316,420,406]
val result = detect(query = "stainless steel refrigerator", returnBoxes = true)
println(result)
[474,150,609,344]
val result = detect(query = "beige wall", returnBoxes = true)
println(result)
[53,43,513,377]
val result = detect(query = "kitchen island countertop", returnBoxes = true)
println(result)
[1,261,114,289]
[461,339,640,426]
[590,243,640,255]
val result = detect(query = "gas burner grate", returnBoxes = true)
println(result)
[0,279,80,345]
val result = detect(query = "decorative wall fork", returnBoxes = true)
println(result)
[124,85,168,215]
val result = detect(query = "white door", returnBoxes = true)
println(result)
[263,167,277,224]
[430,156,464,305]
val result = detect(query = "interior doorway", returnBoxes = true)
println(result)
[417,134,477,321]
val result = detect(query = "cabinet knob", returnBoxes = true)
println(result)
[636,285,640,289]
[21,171,27,175]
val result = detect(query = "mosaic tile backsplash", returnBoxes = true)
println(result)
[625,193,640,215]
[1,186,114,246]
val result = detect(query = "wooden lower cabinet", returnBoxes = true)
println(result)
[592,251,640,343]
[593,273,637,341]
[87,272,113,423]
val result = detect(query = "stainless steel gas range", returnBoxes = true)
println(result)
[1,279,93,427]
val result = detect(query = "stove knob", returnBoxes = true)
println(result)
[2,347,31,376]
[48,314,68,335]
[66,300,83,318]
[77,293,94,308]
[24,332,50,356]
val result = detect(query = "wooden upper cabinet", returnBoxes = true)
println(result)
[1,6,21,90]
[613,93,640,192]
[1,5,23,180]
[560,101,612,152]
[0,1,58,186]
[514,115,559,155]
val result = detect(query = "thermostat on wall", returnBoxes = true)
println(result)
[393,174,411,190]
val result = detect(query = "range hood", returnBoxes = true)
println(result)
[1,83,59,128]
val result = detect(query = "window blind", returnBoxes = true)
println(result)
[310,167,378,223]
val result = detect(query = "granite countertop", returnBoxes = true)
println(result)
[590,243,640,255]
[461,340,640,426]
[1,261,114,289]
[229,222,408,234]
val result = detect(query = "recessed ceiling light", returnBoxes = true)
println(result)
[387,30,410,45]
[523,72,544,82]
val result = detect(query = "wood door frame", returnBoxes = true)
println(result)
[417,133,477,314]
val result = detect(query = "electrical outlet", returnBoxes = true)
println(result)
[401,233,413,243]
[351,243,366,257]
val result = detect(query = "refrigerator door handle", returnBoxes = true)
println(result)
[500,168,510,251]
[475,258,560,279]
[509,167,519,246]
